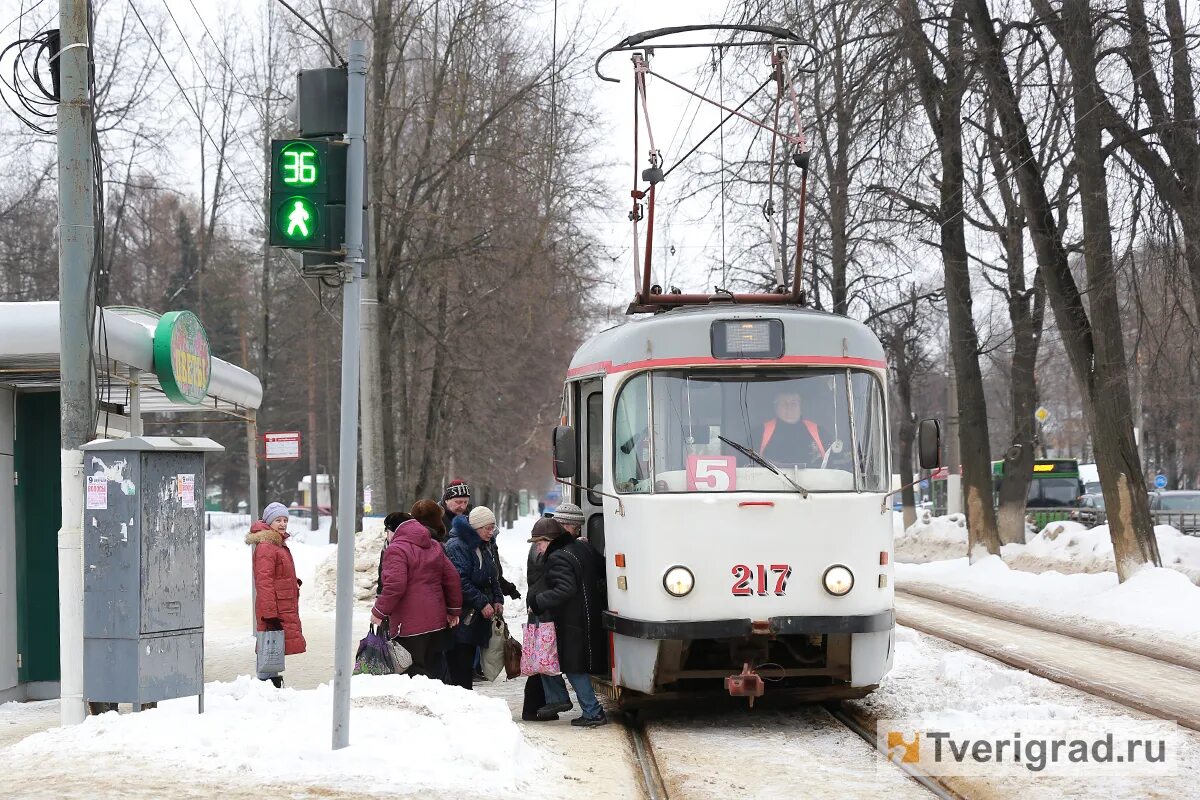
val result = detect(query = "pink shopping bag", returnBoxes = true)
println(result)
[520,622,561,676]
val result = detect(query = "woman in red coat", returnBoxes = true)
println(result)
[371,518,463,677]
[247,502,307,687]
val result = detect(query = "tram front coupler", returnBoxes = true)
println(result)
[725,662,765,707]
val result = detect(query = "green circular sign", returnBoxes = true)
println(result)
[275,196,319,242]
[152,311,211,405]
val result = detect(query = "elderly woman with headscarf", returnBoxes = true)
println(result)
[246,502,307,687]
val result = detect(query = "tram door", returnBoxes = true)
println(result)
[575,378,606,555]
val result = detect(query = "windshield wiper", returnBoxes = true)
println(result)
[717,435,809,498]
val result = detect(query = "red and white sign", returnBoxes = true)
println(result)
[686,455,737,491]
[264,431,302,461]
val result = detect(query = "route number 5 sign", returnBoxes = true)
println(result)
[687,455,737,491]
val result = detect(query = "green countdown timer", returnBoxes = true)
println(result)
[278,142,319,187]
[275,196,319,242]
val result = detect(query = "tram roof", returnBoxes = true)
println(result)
[567,304,886,379]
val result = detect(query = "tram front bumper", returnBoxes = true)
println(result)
[601,609,894,640]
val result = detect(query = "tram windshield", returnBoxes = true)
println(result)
[612,368,888,494]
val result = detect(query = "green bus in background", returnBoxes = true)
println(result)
[992,458,1084,528]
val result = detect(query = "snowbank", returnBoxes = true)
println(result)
[893,511,969,563]
[897,555,1200,641]
[1013,521,1200,583]
[3,675,548,796]
[896,514,1200,584]
[311,527,388,611]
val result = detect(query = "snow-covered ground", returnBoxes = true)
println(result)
[6,509,1200,798]
[894,512,1200,657]
[3,675,545,797]
[851,626,1200,798]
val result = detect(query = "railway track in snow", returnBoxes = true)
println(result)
[895,586,1200,731]
[618,702,962,800]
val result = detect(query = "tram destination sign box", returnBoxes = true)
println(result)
[264,431,302,461]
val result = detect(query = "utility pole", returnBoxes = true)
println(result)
[946,356,963,516]
[332,38,367,751]
[56,0,95,728]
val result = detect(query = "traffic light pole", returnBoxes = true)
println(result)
[332,38,367,751]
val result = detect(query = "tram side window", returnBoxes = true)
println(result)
[850,372,889,492]
[613,374,650,493]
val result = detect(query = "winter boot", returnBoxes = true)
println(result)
[570,713,609,728]
[536,702,573,721]
[270,676,284,689]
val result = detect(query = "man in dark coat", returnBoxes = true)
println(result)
[443,509,504,690]
[528,525,609,727]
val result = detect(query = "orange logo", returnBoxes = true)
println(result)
[887,731,920,763]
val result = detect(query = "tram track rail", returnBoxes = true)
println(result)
[894,588,1200,731]
[617,702,965,800]
[824,702,967,800]
[622,715,670,800]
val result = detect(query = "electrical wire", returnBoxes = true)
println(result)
[272,0,344,66]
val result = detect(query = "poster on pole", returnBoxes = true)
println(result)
[86,476,108,510]
[264,431,302,461]
[178,474,196,508]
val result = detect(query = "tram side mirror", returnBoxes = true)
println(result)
[552,425,577,479]
[918,418,942,471]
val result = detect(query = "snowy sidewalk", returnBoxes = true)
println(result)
[896,592,1200,731]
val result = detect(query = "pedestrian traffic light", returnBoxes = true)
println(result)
[269,138,347,251]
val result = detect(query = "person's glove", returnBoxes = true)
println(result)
[505,584,522,600]
[527,594,540,615]
[263,617,284,631]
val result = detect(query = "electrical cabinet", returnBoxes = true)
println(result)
[81,436,223,709]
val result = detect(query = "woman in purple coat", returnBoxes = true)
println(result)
[371,519,463,677]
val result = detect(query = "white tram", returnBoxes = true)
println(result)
[555,25,941,704]
[551,305,939,704]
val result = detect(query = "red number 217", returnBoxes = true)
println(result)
[731,564,791,596]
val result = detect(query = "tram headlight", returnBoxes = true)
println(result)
[822,565,854,596]
[663,565,695,597]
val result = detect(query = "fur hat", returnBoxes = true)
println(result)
[410,499,447,541]
[553,502,585,527]
[468,506,496,530]
[383,511,411,533]
[262,502,289,525]
[528,517,566,543]
[442,479,471,502]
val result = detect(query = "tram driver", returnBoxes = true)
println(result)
[759,388,826,467]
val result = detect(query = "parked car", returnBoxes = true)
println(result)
[1069,493,1105,527]
[1149,491,1200,535]
[287,504,332,521]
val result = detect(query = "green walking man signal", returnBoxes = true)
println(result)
[269,139,347,251]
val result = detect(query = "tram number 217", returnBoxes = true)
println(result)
[731,564,792,596]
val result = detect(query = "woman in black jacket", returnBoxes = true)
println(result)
[527,525,608,727]
[522,517,569,721]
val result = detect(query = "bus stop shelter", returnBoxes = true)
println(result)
[0,301,263,703]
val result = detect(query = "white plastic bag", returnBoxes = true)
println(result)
[256,629,285,675]
[389,637,413,673]
[481,617,507,681]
